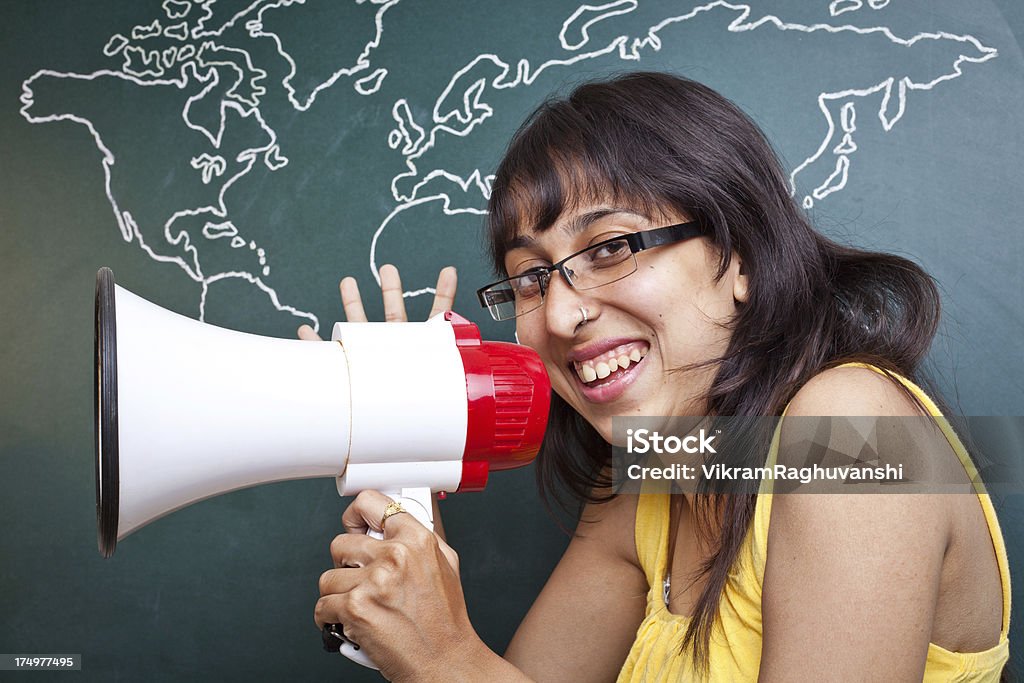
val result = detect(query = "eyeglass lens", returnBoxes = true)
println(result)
[481,238,638,321]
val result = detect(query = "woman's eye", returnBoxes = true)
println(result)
[511,268,547,299]
[589,240,631,265]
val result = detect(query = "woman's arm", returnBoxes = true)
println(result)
[758,367,952,682]
[504,490,649,683]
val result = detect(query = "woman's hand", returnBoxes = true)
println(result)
[315,491,481,681]
[297,264,457,338]
[300,265,482,678]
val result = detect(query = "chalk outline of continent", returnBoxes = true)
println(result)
[19,64,312,327]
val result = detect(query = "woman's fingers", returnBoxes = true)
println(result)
[333,265,456,328]
[329,532,380,569]
[340,277,369,323]
[297,265,461,343]
[319,564,364,597]
[314,592,358,632]
[428,266,458,318]
[340,490,436,544]
[341,490,393,536]
[379,264,407,322]
[340,491,459,574]
[340,490,426,540]
[296,324,322,341]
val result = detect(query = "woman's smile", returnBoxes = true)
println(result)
[568,338,651,403]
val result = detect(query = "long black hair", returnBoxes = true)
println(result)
[486,71,945,674]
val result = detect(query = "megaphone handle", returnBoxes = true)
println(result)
[329,487,436,670]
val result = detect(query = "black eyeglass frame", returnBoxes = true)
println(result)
[476,221,703,319]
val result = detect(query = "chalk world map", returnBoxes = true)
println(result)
[19,0,998,332]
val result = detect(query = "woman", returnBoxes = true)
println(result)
[301,72,1010,681]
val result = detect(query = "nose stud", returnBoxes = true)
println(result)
[578,306,589,327]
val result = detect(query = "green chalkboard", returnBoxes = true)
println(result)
[1,1,1021,680]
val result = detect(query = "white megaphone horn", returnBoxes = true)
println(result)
[94,267,550,666]
[94,267,551,665]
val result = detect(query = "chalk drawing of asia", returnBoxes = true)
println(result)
[20,0,997,331]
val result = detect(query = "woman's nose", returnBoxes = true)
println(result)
[543,272,596,338]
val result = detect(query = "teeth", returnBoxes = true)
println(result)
[573,345,648,384]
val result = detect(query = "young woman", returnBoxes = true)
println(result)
[302,72,1010,681]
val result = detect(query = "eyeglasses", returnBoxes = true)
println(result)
[477,222,703,321]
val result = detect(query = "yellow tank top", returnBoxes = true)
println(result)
[616,363,1011,682]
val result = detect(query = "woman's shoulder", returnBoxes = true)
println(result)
[772,362,954,523]
[764,361,956,582]
[785,363,928,418]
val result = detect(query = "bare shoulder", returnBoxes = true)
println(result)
[759,487,949,678]
[759,365,1003,671]
[786,364,927,417]
[783,364,965,487]
[773,363,952,530]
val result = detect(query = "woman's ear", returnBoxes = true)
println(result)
[733,254,749,304]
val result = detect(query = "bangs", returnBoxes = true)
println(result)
[486,96,684,275]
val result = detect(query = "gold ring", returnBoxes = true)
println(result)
[380,501,406,531]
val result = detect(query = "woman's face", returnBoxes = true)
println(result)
[507,203,749,443]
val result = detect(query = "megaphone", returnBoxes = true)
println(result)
[94,264,549,603]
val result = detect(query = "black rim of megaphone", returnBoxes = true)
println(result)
[95,267,119,558]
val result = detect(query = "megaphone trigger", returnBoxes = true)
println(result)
[322,624,346,653]
[322,623,375,667]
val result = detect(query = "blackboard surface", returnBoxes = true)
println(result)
[1,1,1021,680]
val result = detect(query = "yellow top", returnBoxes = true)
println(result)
[616,363,1011,682]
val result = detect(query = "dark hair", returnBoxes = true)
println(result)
[486,72,944,674]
